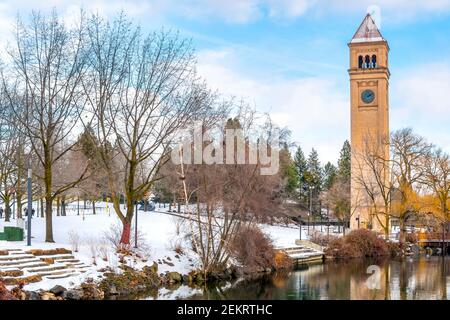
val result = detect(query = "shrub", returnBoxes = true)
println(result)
[0,281,17,300]
[386,241,403,257]
[68,230,81,252]
[85,236,99,265]
[344,229,388,257]
[325,229,390,259]
[405,233,418,244]
[273,251,292,270]
[103,222,149,255]
[229,225,277,273]
[310,230,338,247]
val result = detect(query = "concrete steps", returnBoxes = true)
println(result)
[277,243,324,265]
[0,248,92,286]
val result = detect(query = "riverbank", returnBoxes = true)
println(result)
[1,202,313,298]
[9,255,447,300]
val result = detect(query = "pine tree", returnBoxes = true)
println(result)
[306,148,323,192]
[337,140,351,182]
[279,146,299,195]
[294,146,309,207]
[306,149,323,216]
[323,162,337,190]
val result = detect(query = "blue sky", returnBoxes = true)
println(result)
[1,0,449,164]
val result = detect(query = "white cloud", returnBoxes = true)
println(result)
[324,0,450,23]
[197,49,450,163]
[391,62,450,151]
[197,48,349,164]
[0,0,449,28]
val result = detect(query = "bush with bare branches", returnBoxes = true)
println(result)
[228,225,277,273]
[68,230,81,253]
[325,229,389,259]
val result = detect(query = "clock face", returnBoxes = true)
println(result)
[361,89,375,104]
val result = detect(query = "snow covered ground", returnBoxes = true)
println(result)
[0,201,315,293]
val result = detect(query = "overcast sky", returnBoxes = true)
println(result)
[1,0,449,164]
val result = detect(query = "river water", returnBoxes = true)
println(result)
[171,256,449,300]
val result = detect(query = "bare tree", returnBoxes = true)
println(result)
[174,109,284,276]
[352,135,392,237]
[390,128,432,243]
[422,149,450,225]
[2,11,89,242]
[84,15,214,245]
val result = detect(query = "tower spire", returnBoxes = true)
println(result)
[351,14,384,43]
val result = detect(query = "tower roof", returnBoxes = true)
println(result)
[351,14,385,43]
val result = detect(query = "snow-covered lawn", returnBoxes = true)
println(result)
[0,202,308,293]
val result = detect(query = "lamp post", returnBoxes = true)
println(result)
[134,201,138,249]
[299,216,302,241]
[27,164,32,246]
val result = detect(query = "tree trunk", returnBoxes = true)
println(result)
[40,198,45,218]
[120,222,131,245]
[56,197,61,216]
[61,196,66,216]
[17,194,23,219]
[44,155,54,242]
[399,218,406,244]
[45,196,54,242]
[92,200,96,215]
[4,200,11,222]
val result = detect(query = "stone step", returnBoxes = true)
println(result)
[0,254,35,261]
[38,254,75,260]
[0,258,42,266]
[33,268,81,277]
[44,272,80,280]
[54,259,80,263]
[0,262,48,270]
[24,264,70,273]
[9,251,27,255]
[1,274,43,285]
[63,262,86,268]
[289,252,323,259]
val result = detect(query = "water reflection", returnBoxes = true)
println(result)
[186,257,450,300]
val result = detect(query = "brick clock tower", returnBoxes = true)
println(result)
[349,14,390,232]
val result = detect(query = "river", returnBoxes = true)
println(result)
[161,256,449,300]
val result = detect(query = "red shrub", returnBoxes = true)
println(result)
[405,233,418,244]
[325,229,389,259]
[229,225,278,273]
[0,281,17,300]
[310,230,339,247]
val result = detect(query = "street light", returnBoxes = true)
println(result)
[27,163,32,246]
[134,201,138,249]
[299,216,302,241]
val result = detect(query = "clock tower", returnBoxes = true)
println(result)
[349,14,390,232]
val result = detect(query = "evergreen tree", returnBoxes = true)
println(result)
[337,140,351,182]
[279,146,299,195]
[306,148,323,192]
[323,162,337,190]
[293,146,309,207]
[306,149,323,216]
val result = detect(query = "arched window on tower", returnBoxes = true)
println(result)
[371,55,377,68]
[358,56,363,69]
[364,55,370,69]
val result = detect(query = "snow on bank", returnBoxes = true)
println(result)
[0,202,305,292]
